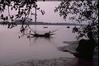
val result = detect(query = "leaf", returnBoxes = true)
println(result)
[5,16,8,20]
[41,10,45,15]
[1,14,4,18]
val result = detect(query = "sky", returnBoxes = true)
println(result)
[34,1,66,23]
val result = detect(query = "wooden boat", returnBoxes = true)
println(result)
[31,32,54,38]
[67,26,70,28]
[43,27,48,28]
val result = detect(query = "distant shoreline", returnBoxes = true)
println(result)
[0,21,85,26]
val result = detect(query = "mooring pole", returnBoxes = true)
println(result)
[35,4,37,23]
[34,3,37,32]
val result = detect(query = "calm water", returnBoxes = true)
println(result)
[0,25,77,65]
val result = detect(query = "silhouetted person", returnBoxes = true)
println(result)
[75,31,96,60]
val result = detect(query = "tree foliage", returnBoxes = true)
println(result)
[0,0,39,21]
[55,0,98,42]
[0,0,45,38]
[0,0,45,22]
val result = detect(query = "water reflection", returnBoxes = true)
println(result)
[0,25,76,65]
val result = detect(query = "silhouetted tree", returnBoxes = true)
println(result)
[0,0,41,21]
[55,0,98,42]
[0,0,46,38]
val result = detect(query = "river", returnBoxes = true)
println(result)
[0,25,80,65]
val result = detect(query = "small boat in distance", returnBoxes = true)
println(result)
[31,31,54,38]
[43,27,48,28]
[67,26,70,28]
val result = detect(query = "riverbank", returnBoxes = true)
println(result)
[2,57,98,66]
[3,57,76,66]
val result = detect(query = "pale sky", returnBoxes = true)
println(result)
[35,1,66,23]
[35,1,90,24]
